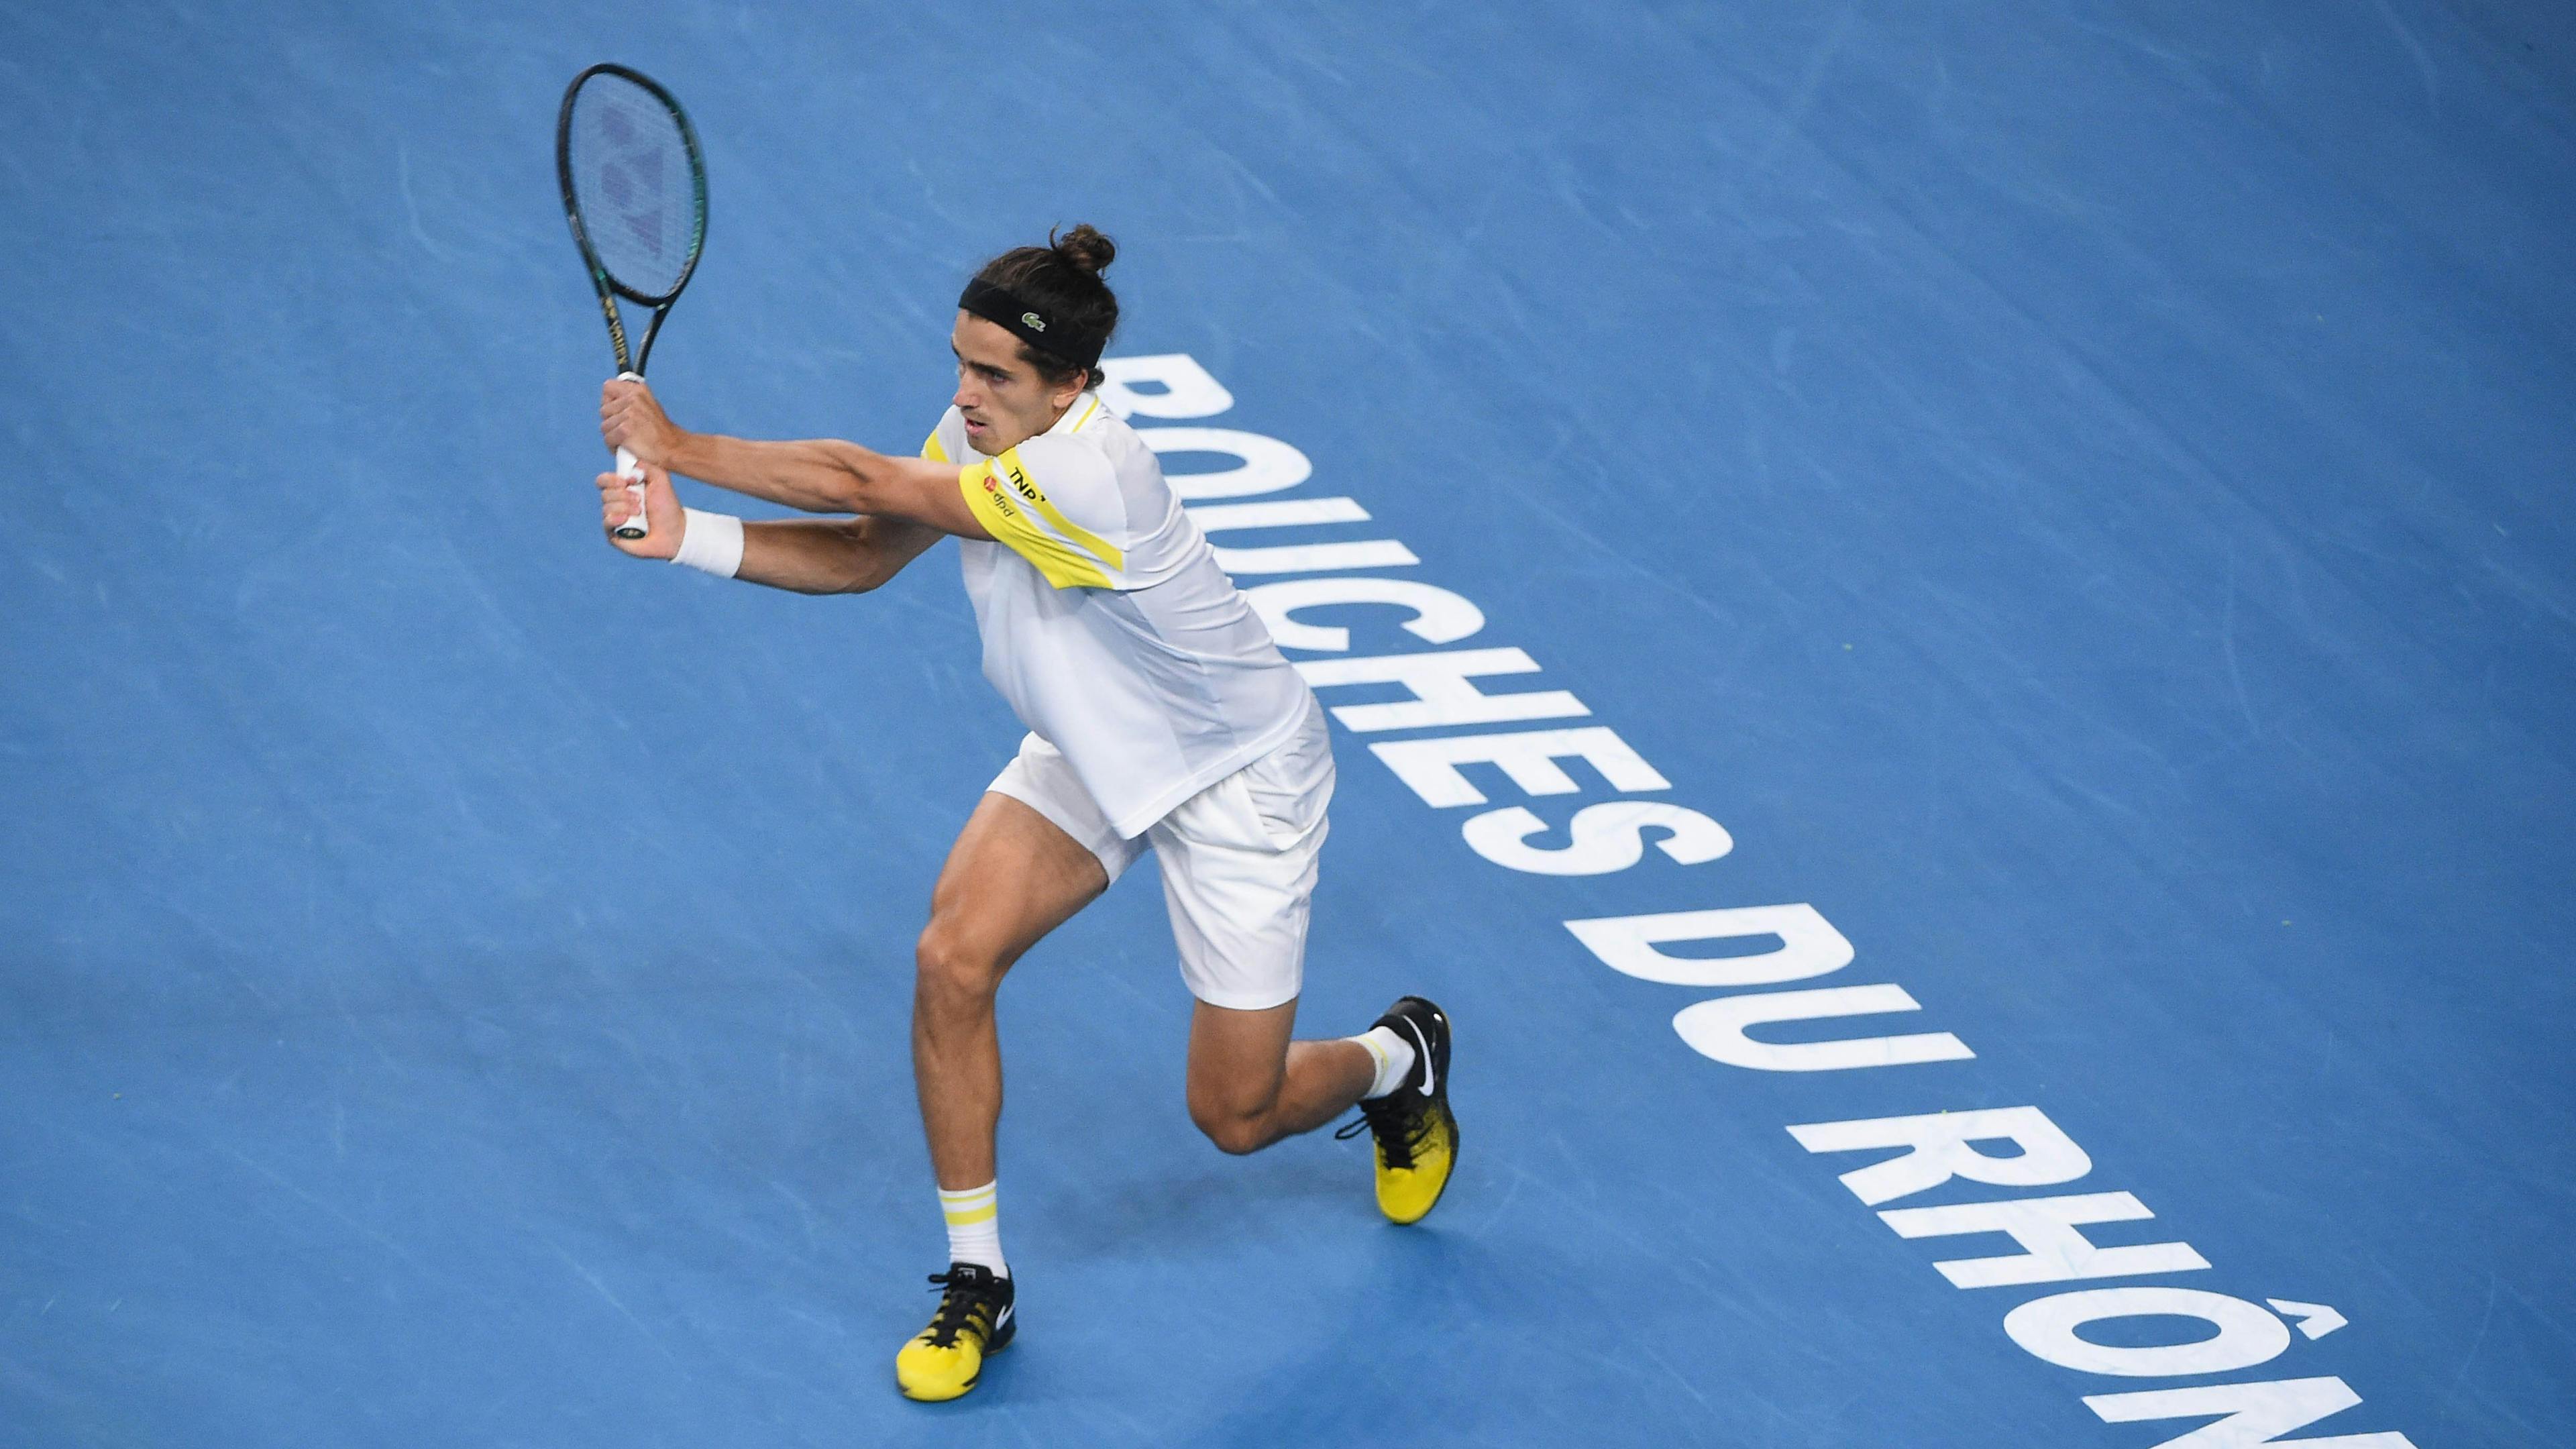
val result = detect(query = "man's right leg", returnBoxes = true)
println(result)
[911,790,1108,1191]
[898,790,1108,1402]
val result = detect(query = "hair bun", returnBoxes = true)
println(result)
[1051,223,1116,276]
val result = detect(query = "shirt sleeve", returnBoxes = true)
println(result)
[957,434,1133,590]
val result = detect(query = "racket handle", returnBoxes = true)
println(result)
[612,445,649,540]
[610,371,649,540]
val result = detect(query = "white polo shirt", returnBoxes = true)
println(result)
[924,392,1316,839]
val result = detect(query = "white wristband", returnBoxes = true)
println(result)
[671,508,745,578]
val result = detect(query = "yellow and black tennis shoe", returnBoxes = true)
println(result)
[1336,996,1457,1224]
[894,1263,1014,1402]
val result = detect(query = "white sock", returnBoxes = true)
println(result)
[938,1181,1007,1279]
[1350,1025,1417,1099]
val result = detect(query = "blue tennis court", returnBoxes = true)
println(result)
[5,2,2571,1444]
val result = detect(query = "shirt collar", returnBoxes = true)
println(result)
[969,391,1102,462]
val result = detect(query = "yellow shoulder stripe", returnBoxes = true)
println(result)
[1069,397,1101,433]
[996,446,1126,572]
[922,430,951,463]
[958,462,1113,589]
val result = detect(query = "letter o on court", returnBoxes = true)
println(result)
[2002,1287,2292,1379]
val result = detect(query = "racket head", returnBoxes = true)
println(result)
[556,64,708,310]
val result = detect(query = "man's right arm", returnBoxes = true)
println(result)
[737,515,943,595]
[594,464,942,594]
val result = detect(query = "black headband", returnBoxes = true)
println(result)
[959,277,1106,372]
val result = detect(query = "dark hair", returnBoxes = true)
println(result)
[971,224,1120,388]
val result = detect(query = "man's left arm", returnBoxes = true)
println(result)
[602,378,991,539]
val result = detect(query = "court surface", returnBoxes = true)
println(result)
[5,2,2572,1445]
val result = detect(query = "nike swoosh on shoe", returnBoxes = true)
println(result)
[1403,1018,1436,1096]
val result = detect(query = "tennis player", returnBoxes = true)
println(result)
[590,225,1457,1402]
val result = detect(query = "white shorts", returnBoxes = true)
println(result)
[987,701,1334,1011]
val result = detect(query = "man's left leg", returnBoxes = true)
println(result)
[1184,996,1460,1224]
[1156,702,1458,1217]
[1183,999,1373,1155]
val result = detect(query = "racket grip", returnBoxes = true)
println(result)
[612,445,649,539]
[610,370,650,540]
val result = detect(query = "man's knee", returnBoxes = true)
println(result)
[1190,1102,1273,1157]
[914,920,1003,1015]
[1187,1075,1282,1155]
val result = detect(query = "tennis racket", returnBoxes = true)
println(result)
[555,63,708,541]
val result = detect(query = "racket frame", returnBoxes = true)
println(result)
[555,62,708,539]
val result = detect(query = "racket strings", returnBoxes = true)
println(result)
[566,77,699,300]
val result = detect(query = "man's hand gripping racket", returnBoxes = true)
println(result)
[592,459,682,559]
[598,376,683,545]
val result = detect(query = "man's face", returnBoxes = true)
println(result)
[951,313,1083,455]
